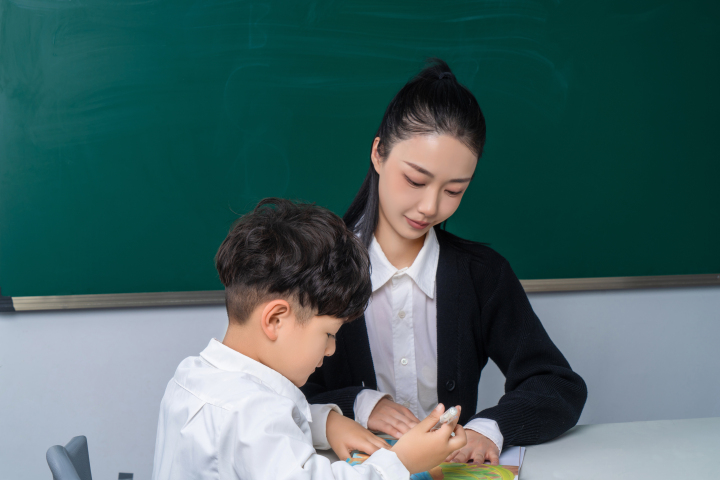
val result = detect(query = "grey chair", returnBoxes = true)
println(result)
[46,435,92,480]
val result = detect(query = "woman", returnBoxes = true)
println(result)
[303,59,587,465]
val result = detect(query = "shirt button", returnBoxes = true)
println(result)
[398,310,406,319]
[402,402,411,408]
[400,358,408,366]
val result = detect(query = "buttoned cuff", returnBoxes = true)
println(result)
[364,448,410,480]
[309,403,343,450]
[353,390,393,429]
[464,418,504,453]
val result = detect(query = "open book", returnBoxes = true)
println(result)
[347,434,525,479]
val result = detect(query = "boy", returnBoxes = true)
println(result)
[151,198,465,480]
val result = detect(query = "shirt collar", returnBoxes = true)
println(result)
[199,338,312,421]
[369,226,440,299]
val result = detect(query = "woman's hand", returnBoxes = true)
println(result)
[367,398,421,438]
[391,404,467,474]
[445,429,500,465]
[326,411,391,460]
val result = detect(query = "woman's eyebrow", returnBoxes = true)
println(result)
[405,161,473,183]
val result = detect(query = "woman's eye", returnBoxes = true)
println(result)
[327,333,336,339]
[446,189,463,196]
[404,175,424,187]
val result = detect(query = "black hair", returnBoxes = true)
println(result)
[215,198,372,324]
[344,58,486,246]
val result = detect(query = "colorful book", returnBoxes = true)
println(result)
[347,435,518,480]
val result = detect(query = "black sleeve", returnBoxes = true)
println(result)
[471,258,588,446]
[302,370,365,421]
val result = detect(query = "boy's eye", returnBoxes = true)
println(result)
[404,175,424,188]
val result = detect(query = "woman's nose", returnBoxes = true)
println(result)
[417,189,439,218]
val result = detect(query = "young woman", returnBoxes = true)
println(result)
[303,59,587,465]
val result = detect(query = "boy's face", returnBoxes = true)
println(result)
[276,314,344,387]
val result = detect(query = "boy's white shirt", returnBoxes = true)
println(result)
[152,339,409,480]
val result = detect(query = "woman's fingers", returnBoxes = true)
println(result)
[368,399,421,438]
[450,447,471,464]
[469,449,488,465]
[486,449,500,466]
[378,419,404,439]
[386,413,414,435]
[369,399,420,438]
[445,451,458,463]
[382,425,403,439]
[388,404,420,427]
[372,415,407,438]
[396,407,421,425]
[447,423,467,452]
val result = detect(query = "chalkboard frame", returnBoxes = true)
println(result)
[2,274,719,312]
[2,1,719,307]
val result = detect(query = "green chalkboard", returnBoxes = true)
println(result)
[1,0,718,298]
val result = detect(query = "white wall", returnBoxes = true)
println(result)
[0,305,229,480]
[1,286,719,480]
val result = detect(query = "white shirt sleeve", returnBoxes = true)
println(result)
[463,418,504,453]
[228,392,409,480]
[353,390,394,429]
[309,403,343,450]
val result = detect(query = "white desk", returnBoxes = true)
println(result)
[319,417,719,479]
[521,417,719,479]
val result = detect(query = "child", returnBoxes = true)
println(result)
[303,59,588,465]
[151,198,466,480]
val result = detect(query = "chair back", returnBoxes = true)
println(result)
[46,436,92,480]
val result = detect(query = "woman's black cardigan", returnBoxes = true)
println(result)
[302,228,587,446]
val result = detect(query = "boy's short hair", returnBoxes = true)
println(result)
[215,198,372,324]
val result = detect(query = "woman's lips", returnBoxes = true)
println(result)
[405,216,430,230]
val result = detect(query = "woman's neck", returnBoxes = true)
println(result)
[374,211,425,270]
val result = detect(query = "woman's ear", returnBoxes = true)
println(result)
[371,137,383,175]
[259,299,292,341]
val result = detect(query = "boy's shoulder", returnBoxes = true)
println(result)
[172,355,296,413]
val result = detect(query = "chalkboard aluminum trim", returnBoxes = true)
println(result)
[9,290,225,311]
[5,274,720,311]
[520,273,720,293]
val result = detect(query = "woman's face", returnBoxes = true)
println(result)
[372,134,478,242]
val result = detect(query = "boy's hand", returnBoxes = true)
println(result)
[391,404,467,474]
[367,398,420,438]
[445,429,500,464]
[326,411,391,460]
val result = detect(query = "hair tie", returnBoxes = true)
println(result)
[439,72,451,80]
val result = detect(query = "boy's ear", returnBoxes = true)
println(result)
[371,137,383,174]
[260,299,293,341]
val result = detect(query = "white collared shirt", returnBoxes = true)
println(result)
[152,339,409,480]
[354,228,504,452]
